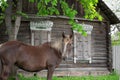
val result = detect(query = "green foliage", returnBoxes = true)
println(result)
[69,20,87,36]
[29,0,35,3]
[60,0,77,19]
[8,72,119,80]
[36,0,102,35]
[0,0,8,24]
[8,73,44,80]
[16,11,28,18]
[0,0,8,11]
[37,0,59,16]
[0,0,103,36]
[112,32,120,46]
[60,0,86,36]
[79,0,103,21]
[0,13,5,24]
[17,73,43,80]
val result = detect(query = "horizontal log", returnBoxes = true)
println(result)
[92,56,107,60]
[93,37,106,40]
[93,53,107,57]
[17,68,110,76]
[59,63,107,68]
[91,60,107,63]
[93,44,106,47]
[55,67,108,71]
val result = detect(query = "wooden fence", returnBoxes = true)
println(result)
[112,46,120,74]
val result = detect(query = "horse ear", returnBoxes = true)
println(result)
[62,32,65,38]
[70,28,73,38]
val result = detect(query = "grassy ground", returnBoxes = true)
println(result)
[9,72,119,80]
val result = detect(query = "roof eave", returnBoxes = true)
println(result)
[98,0,120,25]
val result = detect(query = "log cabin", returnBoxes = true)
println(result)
[0,0,120,76]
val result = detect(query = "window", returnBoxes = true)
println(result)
[30,20,53,45]
[73,24,93,63]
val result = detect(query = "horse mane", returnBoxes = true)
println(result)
[50,38,63,52]
[0,44,3,47]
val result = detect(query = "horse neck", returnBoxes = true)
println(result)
[50,38,67,57]
[51,38,63,51]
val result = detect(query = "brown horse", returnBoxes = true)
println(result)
[0,32,73,80]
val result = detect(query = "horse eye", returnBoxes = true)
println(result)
[67,39,69,41]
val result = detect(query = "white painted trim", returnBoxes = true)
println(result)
[48,31,51,42]
[73,33,77,63]
[31,31,35,45]
[73,24,93,63]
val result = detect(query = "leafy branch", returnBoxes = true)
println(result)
[36,0,102,36]
[112,32,120,45]
[0,0,102,36]
[79,0,103,21]
[0,0,8,24]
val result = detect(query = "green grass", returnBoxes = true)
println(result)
[9,72,120,80]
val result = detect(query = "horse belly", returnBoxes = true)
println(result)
[16,59,47,72]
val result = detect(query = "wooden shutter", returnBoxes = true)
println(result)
[73,24,93,63]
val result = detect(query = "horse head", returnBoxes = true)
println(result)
[62,32,73,59]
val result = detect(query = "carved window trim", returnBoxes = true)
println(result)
[73,24,93,63]
[30,20,53,45]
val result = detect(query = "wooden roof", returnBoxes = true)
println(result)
[98,0,120,24]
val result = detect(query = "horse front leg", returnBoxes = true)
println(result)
[47,66,55,80]
[10,66,18,80]
[1,64,11,80]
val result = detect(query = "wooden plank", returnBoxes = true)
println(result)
[94,49,107,53]
[53,19,69,25]
[93,53,107,57]
[93,45,106,48]
[93,27,106,30]
[93,47,106,50]
[17,68,110,77]
[92,57,107,60]
[59,63,107,68]
[55,67,108,71]
[93,36,106,40]
[91,60,107,63]
[93,37,106,40]
[92,34,106,37]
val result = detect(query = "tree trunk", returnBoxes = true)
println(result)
[5,0,14,41]
[14,0,22,40]
[5,0,22,41]
[5,0,22,77]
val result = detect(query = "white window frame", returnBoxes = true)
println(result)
[73,24,93,63]
[30,20,53,45]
